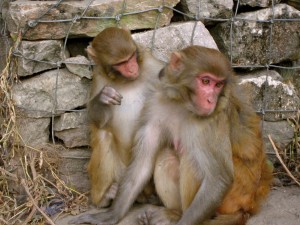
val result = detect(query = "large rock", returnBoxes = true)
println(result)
[54,111,89,148]
[0,14,12,74]
[238,70,300,121]
[133,21,218,62]
[262,120,294,154]
[16,115,50,147]
[55,127,90,148]
[0,0,12,73]
[17,40,69,76]
[234,0,281,7]
[211,4,300,66]
[291,70,300,97]
[12,68,90,118]
[65,56,93,79]
[180,0,233,23]
[58,148,91,192]
[54,111,88,131]
[4,0,180,40]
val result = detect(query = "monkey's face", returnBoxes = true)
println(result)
[112,51,139,80]
[190,73,225,116]
[161,46,231,117]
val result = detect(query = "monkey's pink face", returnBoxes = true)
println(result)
[192,73,225,116]
[113,52,139,80]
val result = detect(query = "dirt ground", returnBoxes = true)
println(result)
[56,186,300,225]
[247,186,300,225]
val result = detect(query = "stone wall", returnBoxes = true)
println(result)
[1,0,300,192]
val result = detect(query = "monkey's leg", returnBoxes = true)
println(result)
[179,155,200,211]
[139,149,184,223]
[88,125,124,207]
[154,148,181,210]
[135,150,181,224]
[254,158,273,205]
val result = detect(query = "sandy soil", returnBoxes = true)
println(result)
[56,186,300,225]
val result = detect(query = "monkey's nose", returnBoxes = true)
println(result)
[207,97,213,104]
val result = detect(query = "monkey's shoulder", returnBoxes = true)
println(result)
[140,53,165,78]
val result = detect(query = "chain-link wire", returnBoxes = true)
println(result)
[8,0,300,130]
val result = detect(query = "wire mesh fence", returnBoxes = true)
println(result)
[0,0,299,224]
[2,0,300,119]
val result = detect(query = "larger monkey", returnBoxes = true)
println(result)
[73,46,272,225]
[147,48,273,224]
[86,27,164,207]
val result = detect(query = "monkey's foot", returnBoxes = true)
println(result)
[95,183,119,208]
[138,210,152,225]
[138,206,178,225]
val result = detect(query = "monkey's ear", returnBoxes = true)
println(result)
[123,27,132,34]
[87,45,96,58]
[169,52,184,73]
[86,45,97,62]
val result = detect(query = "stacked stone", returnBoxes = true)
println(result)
[2,0,300,191]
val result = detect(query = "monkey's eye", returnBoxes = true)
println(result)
[216,81,225,88]
[113,61,125,67]
[201,78,210,85]
[112,52,137,67]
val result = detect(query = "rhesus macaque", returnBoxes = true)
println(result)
[144,47,273,225]
[72,46,272,225]
[86,27,164,207]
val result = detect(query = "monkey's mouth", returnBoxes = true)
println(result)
[190,95,216,116]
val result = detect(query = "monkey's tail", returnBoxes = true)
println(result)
[202,212,249,225]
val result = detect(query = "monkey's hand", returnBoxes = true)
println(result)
[97,182,119,208]
[68,209,119,225]
[98,86,123,105]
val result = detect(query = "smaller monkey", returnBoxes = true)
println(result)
[86,27,164,207]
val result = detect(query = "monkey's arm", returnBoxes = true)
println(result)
[70,121,161,225]
[88,86,122,128]
[110,122,161,217]
[177,133,234,225]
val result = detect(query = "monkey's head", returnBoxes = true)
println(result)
[160,45,233,117]
[87,27,140,81]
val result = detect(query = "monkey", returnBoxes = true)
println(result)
[86,27,164,207]
[139,46,273,224]
[71,45,272,225]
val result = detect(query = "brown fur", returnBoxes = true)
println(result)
[86,27,163,207]
[149,46,273,225]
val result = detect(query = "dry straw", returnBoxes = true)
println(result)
[0,37,88,225]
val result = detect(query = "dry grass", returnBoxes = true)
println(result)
[270,111,300,186]
[0,42,88,225]
[0,146,89,224]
